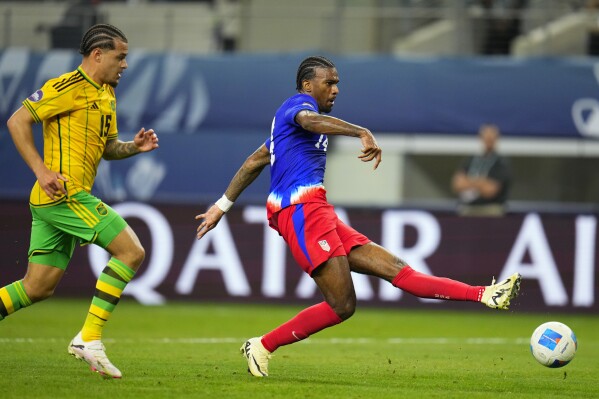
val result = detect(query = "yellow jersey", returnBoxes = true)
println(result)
[23,66,118,207]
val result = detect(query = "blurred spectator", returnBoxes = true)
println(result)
[451,124,511,216]
[37,0,104,49]
[479,0,528,55]
[587,0,599,55]
[213,0,241,52]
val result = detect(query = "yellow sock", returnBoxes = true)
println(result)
[81,258,135,341]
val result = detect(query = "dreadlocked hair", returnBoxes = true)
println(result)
[79,24,128,56]
[295,55,335,91]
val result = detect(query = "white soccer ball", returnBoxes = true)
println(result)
[530,321,577,368]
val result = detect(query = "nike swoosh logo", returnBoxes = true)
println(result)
[491,288,509,305]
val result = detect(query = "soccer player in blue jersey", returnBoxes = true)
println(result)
[195,55,521,377]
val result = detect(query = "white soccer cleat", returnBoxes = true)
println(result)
[481,273,522,310]
[68,332,122,379]
[240,337,271,377]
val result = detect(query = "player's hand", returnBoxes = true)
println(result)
[37,167,68,199]
[358,130,382,169]
[134,127,159,152]
[195,204,226,239]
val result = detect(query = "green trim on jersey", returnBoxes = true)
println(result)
[22,100,41,123]
[77,66,101,89]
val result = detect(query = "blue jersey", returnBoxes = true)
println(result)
[265,93,329,218]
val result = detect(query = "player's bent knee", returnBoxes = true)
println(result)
[22,263,63,302]
[336,306,355,321]
[333,299,356,321]
[132,244,145,266]
[23,283,55,303]
[31,290,54,303]
[125,244,145,270]
[343,308,356,321]
[112,240,145,269]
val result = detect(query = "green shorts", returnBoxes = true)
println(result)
[28,191,127,270]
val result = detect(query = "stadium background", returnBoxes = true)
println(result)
[0,0,597,313]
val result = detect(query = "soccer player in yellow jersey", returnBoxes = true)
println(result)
[3,24,158,379]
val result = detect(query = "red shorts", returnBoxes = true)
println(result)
[269,202,370,275]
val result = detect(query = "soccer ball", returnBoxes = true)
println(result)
[530,321,577,368]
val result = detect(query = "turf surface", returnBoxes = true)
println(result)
[0,298,597,399]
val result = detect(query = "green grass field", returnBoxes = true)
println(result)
[0,298,597,399]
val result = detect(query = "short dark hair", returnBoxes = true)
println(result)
[79,24,128,56]
[295,56,336,91]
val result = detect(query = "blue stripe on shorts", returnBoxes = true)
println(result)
[291,204,312,267]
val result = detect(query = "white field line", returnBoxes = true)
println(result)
[0,337,530,345]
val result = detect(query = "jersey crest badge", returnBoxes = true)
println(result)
[96,203,108,216]
[318,240,330,252]
[27,90,44,102]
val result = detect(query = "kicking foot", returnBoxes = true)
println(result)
[481,273,522,310]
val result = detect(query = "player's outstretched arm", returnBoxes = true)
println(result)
[295,110,382,169]
[195,144,270,239]
[103,127,159,160]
